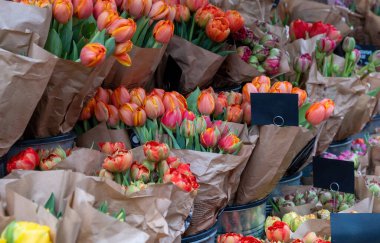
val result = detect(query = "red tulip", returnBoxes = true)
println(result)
[143,141,170,162]
[200,127,221,148]
[175,4,190,22]
[119,103,138,126]
[153,20,174,44]
[226,105,243,123]
[150,88,165,99]
[130,88,146,106]
[111,86,130,108]
[195,4,224,28]
[227,92,243,105]
[205,17,230,43]
[94,0,117,19]
[80,43,107,67]
[197,90,215,115]
[107,104,120,127]
[167,156,181,168]
[182,110,196,121]
[185,0,208,12]
[270,81,293,93]
[306,102,326,126]
[163,168,193,192]
[240,236,262,243]
[99,142,126,154]
[149,0,169,20]
[53,0,73,24]
[95,101,110,122]
[97,9,119,30]
[114,41,133,67]
[103,149,133,172]
[242,101,251,125]
[161,108,182,130]
[144,94,165,119]
[242,82,258,103]
[291,87,307,107]
[224,10,244,33]
[132,107,147,127]
[266,221,291,242]
[289,19,309,41]
[291,239,304,243]
[107,17,136,43]
[252,75,271,93]
[320,98,335,119]
[308,21,329,38]
[131,162,150,183]
[73,0,93,19]
[217,233,243,243]
[6,148,39,173]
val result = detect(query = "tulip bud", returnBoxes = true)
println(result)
[97,9,119,30]
[111,86,130,108]
[214,95,228,117]
[265,216,281,233]
[175,4,190,22]
[80,43,107,67]
[260,34,277,48]
[94,0,117,19]
[185,0,208,12]
[131,162,150,183]
[369,50,380,66]
[98,168,114,180]
[40,154,63,170]
[270,81,293,93]
[132,107,147,127]
[241,102,251,125]
[99,142,126,154]
[150,88,165,99]
[107,18,137,43]
[195,5,223,28]
[266,221,291,242]
[252,44,269,62]
[144,94,165,119]
[182,110,196,121]
[369,183,380,196]
[200,127,221,148]
[320,98,334,119]
[294,53,312,73]
[306,102,326,126]
[225,105,243,123]
[227,92,243,105]
[130,87,146,106]
[353,49,361,64]
[180,119,195,138]
[317,37,336,54]
[53,0,73,24]
[143,141,170,162]
[218,133,242,154]
[73,0,93,19]
[342,36,356,53]
[103,149,133,172]
[237,46,252,63]
[249,55,259,65]
[114,41,133,67]
[153,20,174,44]
[123,0,152,18]
[161,108,183,130]
[107,104,120,127]
[327,24,342,42]
[263,55,281,75]
[149,1,169,20]
[242,83,258,103]
[119,103,137,127]
[95,101,110,122]
[206,17,231,43]
[224,10,244,33]
[217,233,243,243]
[194,116,207,134]
[269,48,281,58]
[291,87,307,107]
[197,90,215,115]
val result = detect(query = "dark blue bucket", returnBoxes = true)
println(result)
[271,171,303,197]
[326,137,353,156]
[213,85,242,93]
[182,223,217,243]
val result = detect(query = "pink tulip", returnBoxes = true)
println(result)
[95,101,109,122]
[186,0,208,12]
[73,0,93,19]
[95,87,110,104]
[197,90,215,115]
[53,0,73,24]
[94,0,117,19]
[182,110,196,121]
[107,17,137,43]
[80,43,107,67]
[200,127,221,148]
[161,108,182,130]
[149,0,169,20]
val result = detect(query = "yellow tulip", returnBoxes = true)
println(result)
[1,221,52,243]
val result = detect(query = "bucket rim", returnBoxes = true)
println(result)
[223,195,269,211]
[330,137,353,146]
[15,132,76,146]
[280,171,303,183]
[182,223,218,242]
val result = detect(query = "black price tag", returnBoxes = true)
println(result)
[313,157,355,194]
[250,93,299,126]
[331,213,380,242]
[356,44,378,66]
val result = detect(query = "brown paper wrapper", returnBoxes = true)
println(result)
[172,144,254,236]
[104,46,166,90]
[291,219,330,240]
[0,1,51,47]
[369,145,380,175]
[28,57,115,138]
[164,35,226,93]
[0,44,57,156]
[365,5,380,46]
[76,122,132,150]
[0,29,38,55]
[340,197,373,213]
[236,125,315,205]
[236,0,274,25]
[355,174,380,212]
[364,72,380,115]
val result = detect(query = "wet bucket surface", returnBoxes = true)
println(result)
[326,137,353,156]
[182,224,218,243]
[271,171,303,197]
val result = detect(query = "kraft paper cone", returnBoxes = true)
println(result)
[369,145,380,175]
[364,72,380,116]
[340,197,374,213]
[0,29,38,55]
[291,219,330,240]
[164,36,226,93]
[76,122,132,150]
[28,57,115,138]
[236,0,273,25]
[365,4,380,46]
[104,46,166,90]
[0,44,57,156]
[355,175,380,212]
[0,1,51,47]
[173,144,254,236]
[236,125,315,205]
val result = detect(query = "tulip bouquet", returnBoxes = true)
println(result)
[289,19,342,42]
[217,233,264,243]
[0,221,53,243]
[98,201,127,222]
[98,141,199,193]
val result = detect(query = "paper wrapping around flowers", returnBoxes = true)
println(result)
[76,122,132,151]
[235,125,315,205]
[162,35,226,94]
[172,144,254,236]
[364,72,380,115]
[27,56,115,138]
[0,43,57,157]
[369,145,380,176]
[104,46,167,90]
[290,219,331,240]
[355,175,380,213]
[0,1,51,47]
[0,29,40,55]
[364,3,380,47]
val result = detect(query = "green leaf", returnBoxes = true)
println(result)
[60,17,73,56]
[83,22,97,39]
[98,201,109,213]
[299,102,311,126]
[77,36,86,51]
[186,87,201,115]
[136,19,152,47]
[44,193,56,217]
[217,50,236,57]
[120,11,128,18]
[105,37,116,58]
[115,208,126,222]
[161,124,181,149]
[176,125,185,149]
[69,41,79,61]
[132,17,148,44]
[367,87,380,97]
[90,29,106,45]
[45,28,63,57]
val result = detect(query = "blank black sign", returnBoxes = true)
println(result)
[250,93,299,126]
[313,157,355,194]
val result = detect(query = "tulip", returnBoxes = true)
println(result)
[183,110,196,121]
[202,115,212,128]
[163,168,194,192]
[327,24,342,42]
[123,0,152,18]
[161,108,183,130]
[130,88,146,106]
[40,154,63,170]
[73,0,93,19]
[294,53,312,73]
[53,0,73,24]
[317,37,336,54]
[252,44,269,62]
[242,102,251,125]
[143,141,170,162]
[292,87,307,107]
[320,98,335,119]
[119,103,137,126]
[212,120,229,137]
[1,221,52,243]
[99,142,126,154]
[6,148,39,173]
[291,239,304,243]
[227,92,243,105]
[260,34,277,49]
[94,0,117,19]
[214,95,228,117]
[343,36,356,53]
[107,104,120,127]
[265,216,281,233]
[206,17,230,43]
[80,43,107,67]
[195,4,224,28]
[80,103,93,120]
[218,133,242,154]
[266,221,291,242]
[114,41,133,66]
[158,159,169,178]
[180,119,195,138]
[149,1,169,20]
[175,4,190,22]
[143,94,165,119]
[352,49,361,64]
[306,102,326,126]
[131,162,150,183]
[153,20,174,44]
[166,5,176,21]
[98,168,114,180]
[107,18,136,43]
[103,149,133,172]
[95,87,110,104]
[242,83,258,103]
[303,232,318,243]
[226,105,243,123]
[150,88,165,99]
[263,55,281,75]
[95,101,109,122]
[289,19,309,41]
[197,90,215,115]
[132,107,147,126]
[194,116,207,134]
[185,0,208,12]
[200,127,221,148]
[51,146,67,159]
[97,9,119,31]
[172,91,188,109]
[125,180,148,193]
[308,21,329,38]
[270,81,293,93]
[237,46,252,63]
[224,10,244,33]
[217,233,243,243]
[240,236,262,243]
[163,92,188,111]
[252,75,271,93]
[111,86,130,108]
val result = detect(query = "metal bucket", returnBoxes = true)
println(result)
[217,196,268,238]
[271,171,303,197]
[182,224,217,243]
[326,137,353,156]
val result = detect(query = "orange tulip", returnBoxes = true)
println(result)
[144,94,165,119]
[306,102,326,126]
[95,87,110,104]
[166,5,176,21]
[97,9,119,31]
[80,43,107,67]
[111,86,130,107]
[153,20,174,44]
[218,133,242,154]
[119,103,138,126]
[132,107,147,126]
[291,87,307,107]
[200,127,221,148]
[242,83,258,103]
[80,97,96,120]
[123,0,152,18]
[175,4,190,22]
[114,41,133,67]
[224,10,244,33]
[172,91,188,109]
[320,98,335,119]
[197,90,215,115]
[95,101,109,122]
[206,17,230,43]
[103,149,133,172]
[107,18,136,43]
[53,0,73,24]
[270,81,293,93]
[73,0,93,19]
[99,142,126,154]
[149,0,169,20]
[241,101,251,125]
[163,92,187,111]
[186,0,208,12]
[214,95,228,117]
[107,104,120,127]
[150,88,165,99]
[227,92,243,106]
[195,4,224,28]
[252,75,271,93]
[130,87,147,106]
[226,105,243,123]
[94,0,117,19]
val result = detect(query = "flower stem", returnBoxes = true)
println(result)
[189,15,196,41]
[294,72,302,87]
